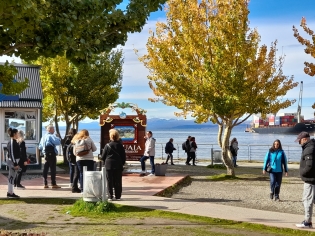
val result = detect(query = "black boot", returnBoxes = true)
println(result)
[72,184,81,193]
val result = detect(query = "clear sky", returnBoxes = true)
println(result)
[2,0,315,121]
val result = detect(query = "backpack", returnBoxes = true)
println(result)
[182,142,186,151]
[75,139,90,156]
[66,143,76,163]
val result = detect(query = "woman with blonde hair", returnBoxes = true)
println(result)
[101,129,126,201]
[72,129,97,193]
[15,130,28,189]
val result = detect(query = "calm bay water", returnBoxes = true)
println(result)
[49,125,308,162]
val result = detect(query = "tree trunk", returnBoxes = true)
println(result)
[219,122,235,176]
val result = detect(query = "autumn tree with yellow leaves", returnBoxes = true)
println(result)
[293,17,315,110]
[28,51,123,138]
[139,0,298,175]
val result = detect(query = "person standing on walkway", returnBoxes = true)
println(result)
[189,137,197,166]
[15,130,28,189]
[39,124,62,189]
[165,138,176,165]
[184,136,191,165]
[72,129,97,193]
[262,139,288,201]
[63,128,77,188]
[230,138,239,167]
[66,137,81,193]
[101,129,126,201]
[6,128,21,198]
[294,132,315,228]
[140,131,156,176]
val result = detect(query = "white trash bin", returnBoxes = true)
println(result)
[82,167,107,202]
[213,150,222,163]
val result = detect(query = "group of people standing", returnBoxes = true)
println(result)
[38,125,125,201]
[183,136,198,166]
[62,128,97,193]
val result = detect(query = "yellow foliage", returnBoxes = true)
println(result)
[140,0,297,124]
[138,0,298,175]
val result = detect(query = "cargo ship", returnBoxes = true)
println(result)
[246,113,315,134]
[246,81,315,134]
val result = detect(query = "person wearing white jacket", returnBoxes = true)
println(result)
[72,129,97,192]
[140,131,156,176]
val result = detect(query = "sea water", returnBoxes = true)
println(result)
[46,125,306,162]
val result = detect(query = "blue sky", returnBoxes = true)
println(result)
[2,0,315,121]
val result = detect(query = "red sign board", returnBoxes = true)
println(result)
[99,103,147,161]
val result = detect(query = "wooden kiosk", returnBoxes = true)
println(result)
[99,103,147,161]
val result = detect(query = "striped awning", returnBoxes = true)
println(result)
[0,100,42,108]
[0,63,43,100]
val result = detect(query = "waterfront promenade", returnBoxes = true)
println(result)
[0,158,311,232]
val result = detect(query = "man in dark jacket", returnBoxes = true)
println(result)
[165,138,176,165]
[295,132,315,228]
[184,136,191,165]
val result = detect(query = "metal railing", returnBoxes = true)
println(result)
[156,143,301,163]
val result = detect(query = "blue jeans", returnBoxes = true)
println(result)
[140,156,155,174]
[233,156,237,167]
[76,160,94,192]
[269,172,283,197]
[69,162,75,184]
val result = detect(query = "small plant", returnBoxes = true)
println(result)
[208,174,239,181]
[68,199,116,214]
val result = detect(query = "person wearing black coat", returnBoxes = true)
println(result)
[165,138,176,165]
[15,130,28,189]
[63,128,77,188]
[295,132,315,228]
[101,129,126,201]
[185,136,191,165]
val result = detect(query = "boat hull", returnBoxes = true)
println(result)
[250,122,315,134]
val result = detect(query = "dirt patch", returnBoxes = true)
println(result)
[0,204,281,236]
[0,204,89,235]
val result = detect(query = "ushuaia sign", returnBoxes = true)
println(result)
[99,102,147,161]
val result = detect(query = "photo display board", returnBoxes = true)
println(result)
[99,103,147,161]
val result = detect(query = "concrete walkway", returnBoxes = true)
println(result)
[0,160,311,232]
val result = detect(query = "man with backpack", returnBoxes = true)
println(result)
[182,136,191,165]
[39,125,62,189]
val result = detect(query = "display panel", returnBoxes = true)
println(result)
[4,111,37,141]
[112,124,137,143]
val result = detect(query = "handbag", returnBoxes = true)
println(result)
[266,151,279,173]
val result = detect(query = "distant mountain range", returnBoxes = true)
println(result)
[78,118,248,130]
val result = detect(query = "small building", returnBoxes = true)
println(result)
[0,63,43,170]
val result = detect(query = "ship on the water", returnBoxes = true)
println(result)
[246,119,315,134]
[246,81,315,135]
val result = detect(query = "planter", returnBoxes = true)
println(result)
[155,163,167,176]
